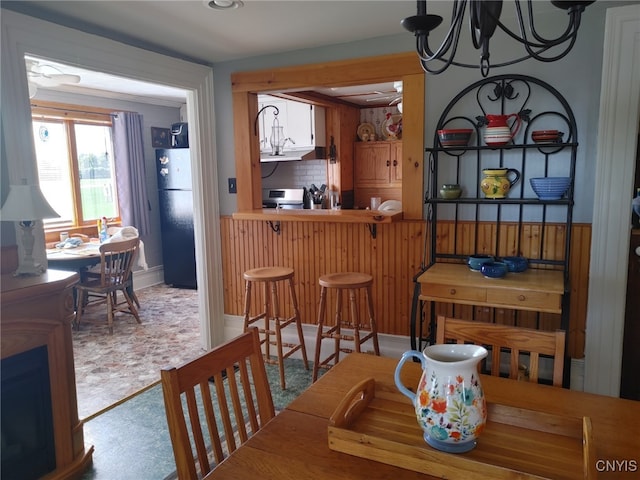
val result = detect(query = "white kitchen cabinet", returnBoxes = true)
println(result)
[258,95,324,152]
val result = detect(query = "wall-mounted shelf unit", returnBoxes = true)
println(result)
[411,74,577,385]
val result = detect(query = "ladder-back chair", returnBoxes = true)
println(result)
[436,315,565,387]
[161,328,276,479]
[74,237,141,334]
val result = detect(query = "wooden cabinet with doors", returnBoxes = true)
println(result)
[354,140,402,207]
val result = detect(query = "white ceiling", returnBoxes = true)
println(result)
[11,0,420,107]
[8,0,573,106]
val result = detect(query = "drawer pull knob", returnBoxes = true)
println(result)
[518,295,526,301]
[450,289,456,295]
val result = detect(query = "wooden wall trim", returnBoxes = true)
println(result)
[230,52,426,217]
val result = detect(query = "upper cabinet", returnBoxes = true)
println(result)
[354,140,402,207]
[257,95,325,154]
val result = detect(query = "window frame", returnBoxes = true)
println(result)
[30,100,121,243]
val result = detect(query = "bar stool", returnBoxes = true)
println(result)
[242,266,308,389]
[312,272,380,382]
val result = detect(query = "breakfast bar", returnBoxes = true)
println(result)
[232,208,403,224]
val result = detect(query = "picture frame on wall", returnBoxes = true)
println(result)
[151,127,171,148]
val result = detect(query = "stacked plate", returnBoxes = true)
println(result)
[531,130,563,144]
[530,177,570,200]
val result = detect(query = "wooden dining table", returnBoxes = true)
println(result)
[204,353,640,479]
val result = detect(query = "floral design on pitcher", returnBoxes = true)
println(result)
[415,371,486,444]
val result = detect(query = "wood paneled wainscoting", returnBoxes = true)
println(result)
[220,217,426,337]
[220,217,591,358]
[427,221,592,359]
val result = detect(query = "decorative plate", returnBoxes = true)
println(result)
[382,114,402,140]
[357,123,376,141]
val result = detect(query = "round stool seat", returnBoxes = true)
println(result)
[244,266,294,282]
[319,272,373,289]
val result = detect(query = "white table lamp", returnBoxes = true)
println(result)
[0,181,59,275]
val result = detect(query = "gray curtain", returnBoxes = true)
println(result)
[113,112,151,236]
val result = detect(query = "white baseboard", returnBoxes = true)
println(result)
[224,314,414,361]
[132,266,164,290]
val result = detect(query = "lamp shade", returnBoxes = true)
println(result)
[0,183,60,221]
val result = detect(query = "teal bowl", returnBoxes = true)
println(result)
[502,256,528,273]
[481,261,508,279]
[467,254,494,272]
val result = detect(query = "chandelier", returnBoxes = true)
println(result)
[401,0,595,77]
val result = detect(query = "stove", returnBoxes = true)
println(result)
[262,188,305,209]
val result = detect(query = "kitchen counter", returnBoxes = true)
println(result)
[232,208,403,223]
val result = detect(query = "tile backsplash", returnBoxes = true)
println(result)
[261,159,327,190]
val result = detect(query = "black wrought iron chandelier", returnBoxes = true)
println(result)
[402,0,595,77]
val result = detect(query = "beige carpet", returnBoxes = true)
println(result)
[72,284,204,420]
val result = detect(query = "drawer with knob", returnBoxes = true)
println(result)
[486,289,561,313]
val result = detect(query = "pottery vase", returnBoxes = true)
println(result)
[394,344,488,453]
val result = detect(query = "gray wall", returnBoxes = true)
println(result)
[210,2,621,222]
[30,89,182,269]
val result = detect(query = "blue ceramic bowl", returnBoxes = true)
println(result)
[501,256,528,273]
[481,261,508,279]
[467,254,494,272]
[530,177,571,200]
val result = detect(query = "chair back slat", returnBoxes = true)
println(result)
[436,316,565,387]
[99,238,138,287]
[161,328,275,479]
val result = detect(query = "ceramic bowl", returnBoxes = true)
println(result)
[530,177,571,200]
[439,184,462,199]
[437,129,473,147]
[501,256,528,273]
[467,254,494,272]
[480,261,508,279]
[531,130,564,144]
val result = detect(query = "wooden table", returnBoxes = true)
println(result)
[204,353,639,479]
[46,243,102,271]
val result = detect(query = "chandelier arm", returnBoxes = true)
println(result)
[417,38,457,74]
[420,1,466,61]
[416,3,466,64]
[524,34,580,63]
[526,8,577,47]
[526,0,584,46]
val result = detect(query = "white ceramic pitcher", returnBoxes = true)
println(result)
[394,344,488,453]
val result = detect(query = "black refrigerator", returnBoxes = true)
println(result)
[156,148,197,289]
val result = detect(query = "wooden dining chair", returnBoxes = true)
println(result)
[74,237,141,334]
[436,315,565,387]
[161,327,276,480]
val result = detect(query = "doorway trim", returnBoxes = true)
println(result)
[584,3,640,396]
[1,10,224,349]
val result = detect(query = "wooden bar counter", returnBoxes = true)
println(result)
[232,208,403,224]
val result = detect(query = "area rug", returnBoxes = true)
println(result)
[79,358,313,480]
[73,284,203,420]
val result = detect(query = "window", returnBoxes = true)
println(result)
[31,101,119,230]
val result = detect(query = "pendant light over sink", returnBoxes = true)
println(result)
[401,0,595,77]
